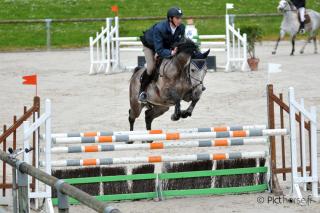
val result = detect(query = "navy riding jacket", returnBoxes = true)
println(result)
[291,0,306,8]
[140,20,185,58]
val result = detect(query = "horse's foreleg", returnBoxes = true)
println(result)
[290,35,296,56]
[272,30,285,55]
[171,101,181,121]
[181,99,199,119]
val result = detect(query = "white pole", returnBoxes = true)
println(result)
[300,99,307,191]
[310,106,319,200]
[225,14,230,71]
[110,25,115,66]
[232,23,235,69]
[105,18,111,74]
[101,27,106,73]
[242,33,248,71]
[45,99,52,197]
[96,32,100,72]
[34,112,39,209]
[115,16,120,71]
[237,28,241,69]
[289,87,302,199]
[89,37,95,75]
[23,121,31,211]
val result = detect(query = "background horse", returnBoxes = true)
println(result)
[272,0,320,55]
[129,39,210,133]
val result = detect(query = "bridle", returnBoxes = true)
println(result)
[160,51,206,90]
[185,60,206,90]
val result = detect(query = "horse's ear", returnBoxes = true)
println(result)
[202,49,210,58]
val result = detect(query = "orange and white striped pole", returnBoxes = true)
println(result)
[52,129,288,144]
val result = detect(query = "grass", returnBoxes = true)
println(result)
[0,0,320,50]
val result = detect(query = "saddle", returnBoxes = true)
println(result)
[298,12,311,24]
[150,56,163,82]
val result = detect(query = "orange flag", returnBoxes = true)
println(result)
[111,5,119,16]
[22,74,37,85]
[22,74,38,96]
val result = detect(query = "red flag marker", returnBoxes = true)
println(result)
[111,5,119,16]
[22,74,38,96]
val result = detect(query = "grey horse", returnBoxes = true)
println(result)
[129,39,210,133]
[272,0,320,55]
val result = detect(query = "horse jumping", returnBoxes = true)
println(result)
[129,39,210,132]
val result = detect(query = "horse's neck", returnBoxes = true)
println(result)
[283,10,298,23]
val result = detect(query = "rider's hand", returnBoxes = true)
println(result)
[171,47,178,56]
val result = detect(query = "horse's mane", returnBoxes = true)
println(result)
[175,38,199,55]
[286,0,296,10]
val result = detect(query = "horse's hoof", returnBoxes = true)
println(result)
[290,53,294,56]
[180,111,192,119]
[314,51,318,54]
[126,141,134,144]
[171,114,180,121]
[300,51,304,54]
[142,140,153,144]
[272,51,276,55]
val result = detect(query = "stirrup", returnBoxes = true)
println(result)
[138,92,148,103]
[300,28,306,34]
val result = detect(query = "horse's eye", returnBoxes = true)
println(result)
[191,69,195,72]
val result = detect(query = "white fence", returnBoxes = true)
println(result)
[89,14,248,75]
[288,87,319,201]
[23,99,53,212]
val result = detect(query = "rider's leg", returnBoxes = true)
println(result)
[299,7,306,33]
[139,46,155,103]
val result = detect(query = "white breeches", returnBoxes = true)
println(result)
[299,7,306,22]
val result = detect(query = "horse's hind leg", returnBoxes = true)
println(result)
[128,109,136,131]
[313,35,318,54]
[128,103,143,143]
[272,30,285,55]
[143,106,169,143]
[290,35,296,56]
[300,35,313,54]
[145,106,170,130]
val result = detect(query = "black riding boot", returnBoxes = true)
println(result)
[138,70,152,103]
[299,21,305,34]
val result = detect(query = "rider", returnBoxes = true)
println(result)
[139,7,185,103]
[291,0,306,33]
